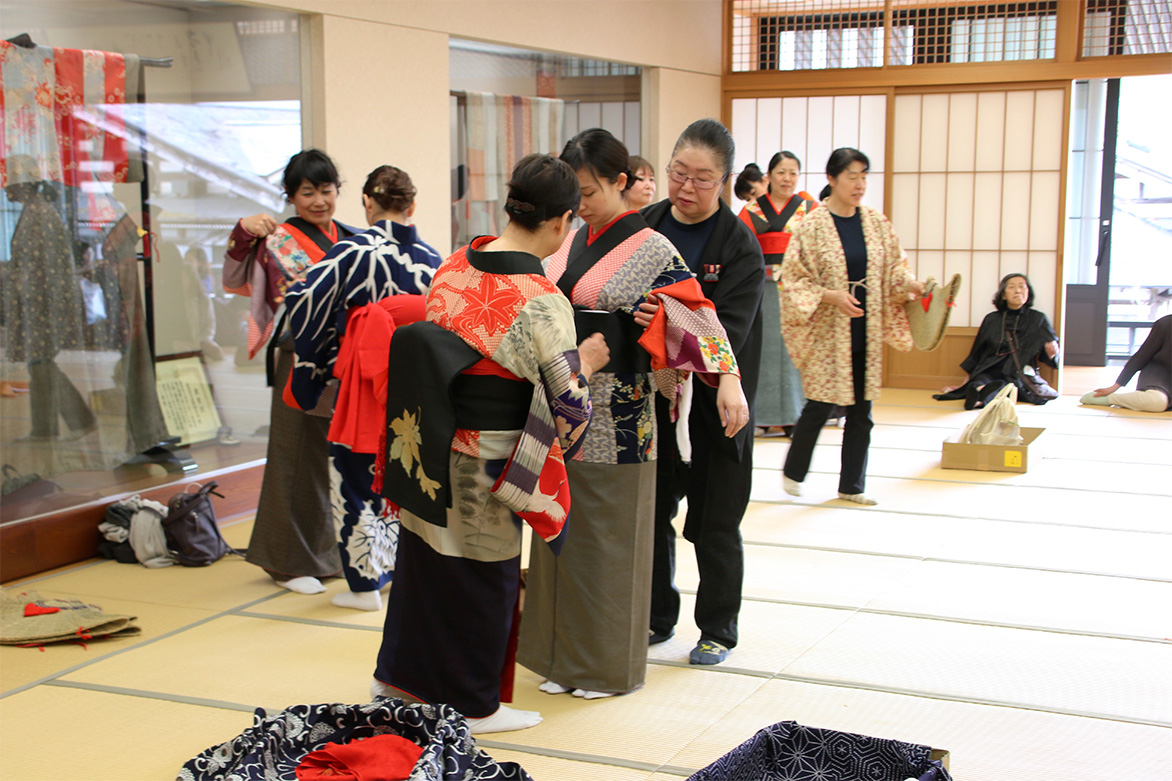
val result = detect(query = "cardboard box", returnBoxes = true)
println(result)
[941,427,1044,473]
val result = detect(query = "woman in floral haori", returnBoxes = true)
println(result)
[781,147,925,506]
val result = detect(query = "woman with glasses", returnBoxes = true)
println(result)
[641,119,765,667]
[781,148,924,506]
[518,129,746,700]
[738,152,817,437]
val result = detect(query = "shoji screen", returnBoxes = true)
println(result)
[889,87,1066,328]
[730,94,887,214]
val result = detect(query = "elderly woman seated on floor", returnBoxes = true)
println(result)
[1081,314,1171,413]
[934,273,1059,409]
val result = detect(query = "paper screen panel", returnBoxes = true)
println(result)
[975,91,1008,171]
[1003,91,1037,171]
[756,98,783,167]
[947,93,978,171]
[945,173,975,250]
[917,173,947,249]
[1029,172,1060,251]
[919,94,950,173]
[893,95,921,173]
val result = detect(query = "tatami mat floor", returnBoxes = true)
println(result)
[2,383,1170,780]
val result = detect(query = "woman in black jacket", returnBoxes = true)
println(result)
[935,273,1059,409]
[640,119,764,666]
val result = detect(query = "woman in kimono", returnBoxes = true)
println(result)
[781,148,924,506]
[283,165,442,611]
[738,151,816,435]
[644,119,764,667]
[372,154,608,734]
[223,149,356,595]
[518,129,747,699]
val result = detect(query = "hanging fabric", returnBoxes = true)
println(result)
[0,39,141,187]
[454,91,564,246]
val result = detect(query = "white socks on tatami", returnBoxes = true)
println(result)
[276,576,326,594]
[468,705,543,733]
[331,590,382,611]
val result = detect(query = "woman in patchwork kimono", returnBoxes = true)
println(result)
[781,148,925,506]
[373,154,608,734]
[223,149,357,595]
[518,129,747,699]
[738,151,816,435]
[283,165,442,611]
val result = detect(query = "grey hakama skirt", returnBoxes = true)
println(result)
[245,340,341,580]
[756,271,805,427]
[517,459,656,693]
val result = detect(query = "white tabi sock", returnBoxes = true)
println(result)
[467,705,542,734]
[572,688,616,699]
[782,476,803,496]
[331,590,382,611]
[539,680,572,695]
[838,492,878,506]
[276,576,327,595]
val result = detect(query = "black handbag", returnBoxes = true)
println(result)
[1006,324,1058,405]
[162,481,242,566]
[1,464,61,501]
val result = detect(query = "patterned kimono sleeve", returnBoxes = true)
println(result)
[284,247,347,409]
[499,292,592,459]
[222,220,262,296]
[780,218,826,326]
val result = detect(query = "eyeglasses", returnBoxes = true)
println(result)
[665,167,721,191]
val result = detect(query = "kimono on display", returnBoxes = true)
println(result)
[223,216,356,583]
[374,235,593,720]
[516,211,739,695]
[738,191,817,428]
[283,219,442,593]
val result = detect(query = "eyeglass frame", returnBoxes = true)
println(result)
[664,166,725,191]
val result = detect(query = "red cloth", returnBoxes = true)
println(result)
[327,294,427,454]
[637,277,734,388]
[294,733,423,780]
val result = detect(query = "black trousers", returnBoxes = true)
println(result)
[650,392,751,648]
[783,345,873,495]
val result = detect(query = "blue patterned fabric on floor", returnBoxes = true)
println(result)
[687,720,951,781]
[178,698,531,781]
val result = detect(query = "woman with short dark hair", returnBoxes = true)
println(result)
[626,154,657,209]
[781,147,925,506]
[934,273,1059,409]
[223,148,358,596]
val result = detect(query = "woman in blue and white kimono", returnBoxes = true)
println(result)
[284,165,442,611]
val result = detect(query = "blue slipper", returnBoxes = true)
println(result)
[689,640,729,665]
